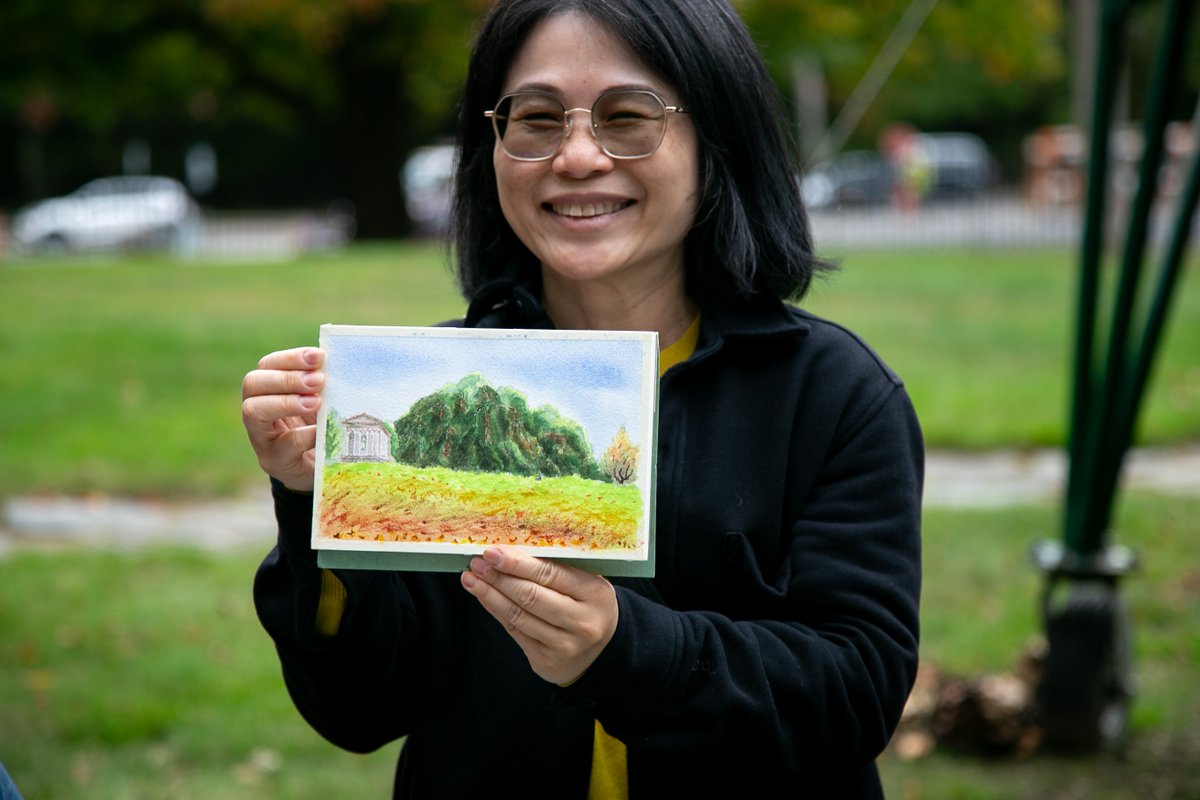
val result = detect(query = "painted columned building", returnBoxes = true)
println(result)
[340,413,392,462]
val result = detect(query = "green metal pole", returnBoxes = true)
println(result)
[1082,0,1196,547]
[1111,128,1200,491]
[1033,0,1194,750]
[1063,0,1131,556]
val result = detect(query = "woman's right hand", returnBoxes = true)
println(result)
[241,346,325,492]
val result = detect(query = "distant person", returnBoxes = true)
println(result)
[242,1,923,797]
[881,123,931,212]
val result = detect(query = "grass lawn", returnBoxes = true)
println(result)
[0,545,401,799]
[878,494,1200,800]
[802,248,1200,448]
[1,243,1198,499]
[1,493,1196,798]
[1,242,1197,797]
[0,243,465,498]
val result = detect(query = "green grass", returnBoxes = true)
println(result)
[878,493,1200,800]
[1,494,1196,798]
[802,249,1200,448]
[0,243,465,499]
[0,545,402,799]
[2,243,1196,797]
[1,244,1197,499]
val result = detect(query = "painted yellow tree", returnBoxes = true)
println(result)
[601,427,639,486]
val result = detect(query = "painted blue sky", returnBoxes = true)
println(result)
[321,328,654,458]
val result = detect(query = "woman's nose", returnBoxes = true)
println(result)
[553,112,613,176]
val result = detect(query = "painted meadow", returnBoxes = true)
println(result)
[319,462,641,550]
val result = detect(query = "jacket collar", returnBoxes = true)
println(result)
[686,295,810,365]
[707,295,809,338]
[463,276,810,345]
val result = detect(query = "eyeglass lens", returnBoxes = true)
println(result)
[492,91,669,160]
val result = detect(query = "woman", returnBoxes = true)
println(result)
[243,1,923,797]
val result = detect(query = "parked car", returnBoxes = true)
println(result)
[914,132,998,201]
[10,175,201,254]
[802,134,998,210]
[800,151,896,210]
[401,143,457,236]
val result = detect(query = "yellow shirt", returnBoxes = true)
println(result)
[588,313,701,800]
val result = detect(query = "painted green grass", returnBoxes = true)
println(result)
[1,245,1197,499]
[319,461,642,549]
[1,492,1196,798]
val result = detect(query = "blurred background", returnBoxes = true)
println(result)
[1,1,1198,798]
[1,0,1195,257]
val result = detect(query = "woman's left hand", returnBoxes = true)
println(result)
[461,546,619,685]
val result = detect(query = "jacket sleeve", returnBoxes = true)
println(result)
[252,479,424,753]
[557,381,923,781]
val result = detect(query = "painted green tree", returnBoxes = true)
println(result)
[324,407,343,459]
[391,373,605,480]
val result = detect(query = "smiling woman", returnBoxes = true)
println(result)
[244,2,923,798]
[489,13,700,336]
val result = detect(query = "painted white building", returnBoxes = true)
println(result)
[340,413,392,462]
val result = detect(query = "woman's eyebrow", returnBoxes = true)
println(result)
[505,81,667,97]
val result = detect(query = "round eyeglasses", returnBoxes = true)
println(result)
[485,89,688,162]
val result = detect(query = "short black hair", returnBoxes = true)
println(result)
[451,0,831,304]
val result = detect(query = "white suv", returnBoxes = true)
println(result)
[11,176,201,254]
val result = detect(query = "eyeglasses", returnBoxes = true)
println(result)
[485,89,688,161]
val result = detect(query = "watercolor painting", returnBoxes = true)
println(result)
[312,324,659,576]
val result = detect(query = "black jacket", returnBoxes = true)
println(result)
[254,296,923,798]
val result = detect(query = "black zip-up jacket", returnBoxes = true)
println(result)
[254,296,923,798]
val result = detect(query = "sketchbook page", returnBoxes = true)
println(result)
[311,324,659,577]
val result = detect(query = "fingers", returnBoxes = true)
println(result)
[470,547,600,608]
[241,347,324,432]
[242,388,321,431]
[242,359,324,401]
[464,550,573,638]
[257,346,324,372]
[461,547,619,684]
[241,371,324,453]
[241,346,325,490]
[467,577,566,653]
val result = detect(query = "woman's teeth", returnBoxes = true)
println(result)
[552,201,625,218]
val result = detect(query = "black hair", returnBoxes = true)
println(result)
[451,0,832,304]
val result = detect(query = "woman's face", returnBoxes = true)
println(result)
[493,12,700,298]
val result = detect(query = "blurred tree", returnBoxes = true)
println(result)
[735,0,1069,172]
[0,0,487,235]
[11,1,1183,221]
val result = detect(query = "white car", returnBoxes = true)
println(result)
[401,144,457,236]
[11,176,201,254]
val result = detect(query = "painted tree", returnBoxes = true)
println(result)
[601,427,638,486]
[324,407,342,459]
[391,373,604,480]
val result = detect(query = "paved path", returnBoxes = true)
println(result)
[2,445,1197,555]
[922,443,1200,508]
